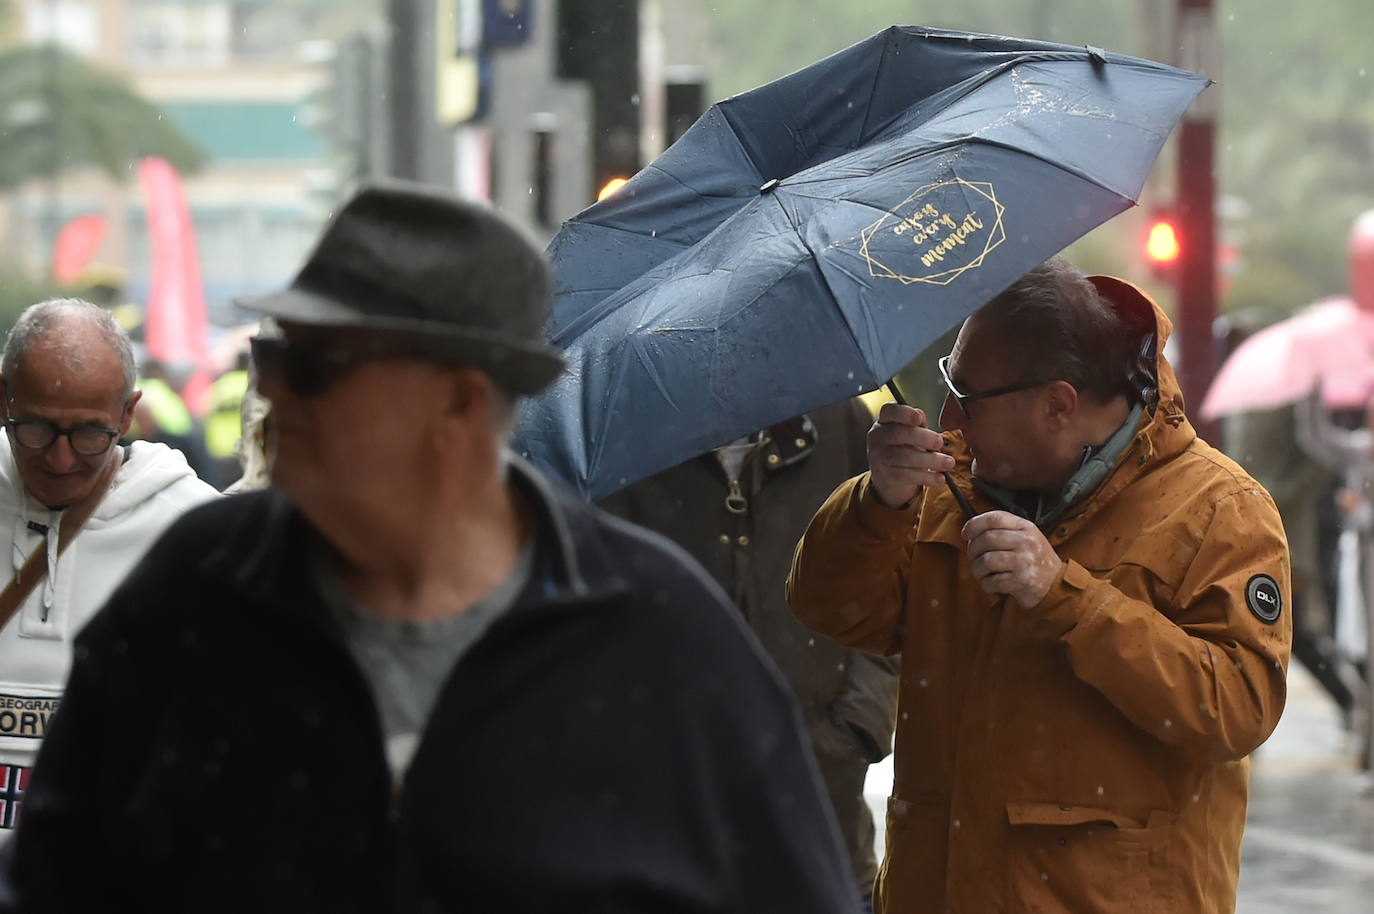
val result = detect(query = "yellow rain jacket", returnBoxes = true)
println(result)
[788,278,1291,914]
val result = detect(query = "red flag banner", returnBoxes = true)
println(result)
[51,213,107,285]
[138,156,209,368]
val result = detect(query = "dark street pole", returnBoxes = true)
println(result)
[387,0,422,180]
[44,0,61,267]
[1174,0,1218,442]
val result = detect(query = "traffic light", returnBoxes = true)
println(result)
[1144,210,1181,279]
[556,0,640,200]
[597,177,628,201]
[664,66,706,147]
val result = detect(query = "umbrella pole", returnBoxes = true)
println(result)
[885,378,976,522]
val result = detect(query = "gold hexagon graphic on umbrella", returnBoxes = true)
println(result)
[860,179,1007,286]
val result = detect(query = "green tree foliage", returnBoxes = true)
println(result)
[0,261,63,332]
[0,44,205,189]
[1218,0,1374,312]
[690,1,1135,101]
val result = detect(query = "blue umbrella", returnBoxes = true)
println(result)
[514,25,1208,500]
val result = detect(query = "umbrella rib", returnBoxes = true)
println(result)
[715,105,774,183]
[853,32,892,148]
[758,192,878,383]
[581,166,754,230]
[782,133,1143,205]
[801,251,882,382]
[637,163,758,203]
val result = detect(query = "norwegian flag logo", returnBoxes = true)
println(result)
[0,764,29,829]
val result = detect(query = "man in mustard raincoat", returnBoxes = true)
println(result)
[789,257,1292,913]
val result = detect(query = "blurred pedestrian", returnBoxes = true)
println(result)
[0,299,217,844]
[222,321,276,494]
[599,398,899,910]
[202,353,250,488]
[131,358,222,486]
[0,182,859,913]
[789,258,1292,913]
[1296,387,1374,769]
[1217,304,1349,718]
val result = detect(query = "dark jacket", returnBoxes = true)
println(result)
[3,460,858,914]
[599,399,899,891]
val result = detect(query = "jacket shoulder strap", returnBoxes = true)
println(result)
[0,463,114,633]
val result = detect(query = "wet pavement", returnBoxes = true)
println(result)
[863,661,1374,911]
[1236,662,1374,912]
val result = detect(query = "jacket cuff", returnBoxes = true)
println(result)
[1029,559,1108,641]
[854,473,921,539]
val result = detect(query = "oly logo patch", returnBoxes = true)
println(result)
[1245,574,1283,624]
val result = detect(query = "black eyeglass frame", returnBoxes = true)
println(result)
[937,354,1050,420]
[4,403,122,457]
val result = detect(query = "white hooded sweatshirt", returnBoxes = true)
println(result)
[0,437,218,773]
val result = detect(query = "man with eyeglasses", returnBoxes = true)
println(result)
[0,299,216,846]
[0,182,858,913]
[788,257,1292,913]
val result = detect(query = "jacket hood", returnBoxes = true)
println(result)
[91,441,207,525]
[0,435,216,630]
[1086,274,1191,438]
[1053,275,1196,517]
[945,275,1196,531]
[0,437,205,524]
[1088,274,1173,348]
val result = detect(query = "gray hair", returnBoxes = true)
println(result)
[2,298,138,401]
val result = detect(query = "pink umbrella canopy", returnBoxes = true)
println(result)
[1350,209,1374,313]
[1200,296,1374,419]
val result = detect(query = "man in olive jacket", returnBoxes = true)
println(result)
[600,397,899,904]
[789,258,1291,913]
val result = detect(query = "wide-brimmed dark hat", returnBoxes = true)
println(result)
[236,179,565,395]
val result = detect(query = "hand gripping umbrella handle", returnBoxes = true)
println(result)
[885,378,976,523]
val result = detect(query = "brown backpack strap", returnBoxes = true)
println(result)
[0,459,117,633]
[0,547,48,632]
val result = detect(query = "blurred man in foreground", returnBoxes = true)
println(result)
[789,258,1292,913]
[0,300,216,843]
[2,182,858,913]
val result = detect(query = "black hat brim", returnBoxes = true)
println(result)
[235,286,567,396]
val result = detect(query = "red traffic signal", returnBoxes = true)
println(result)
[1143,211,1181,284]
[1144,214,1181,275]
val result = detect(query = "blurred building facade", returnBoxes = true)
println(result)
[4,0,359,324]
[0,0,717,323]
[435,0,712,243]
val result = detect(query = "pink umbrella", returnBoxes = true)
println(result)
[1200,296,1374,419]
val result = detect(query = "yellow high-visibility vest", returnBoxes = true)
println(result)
[204,370,250,459]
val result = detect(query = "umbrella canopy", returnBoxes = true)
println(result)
[515,25,1208,500]
[1200,296,1374,419]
